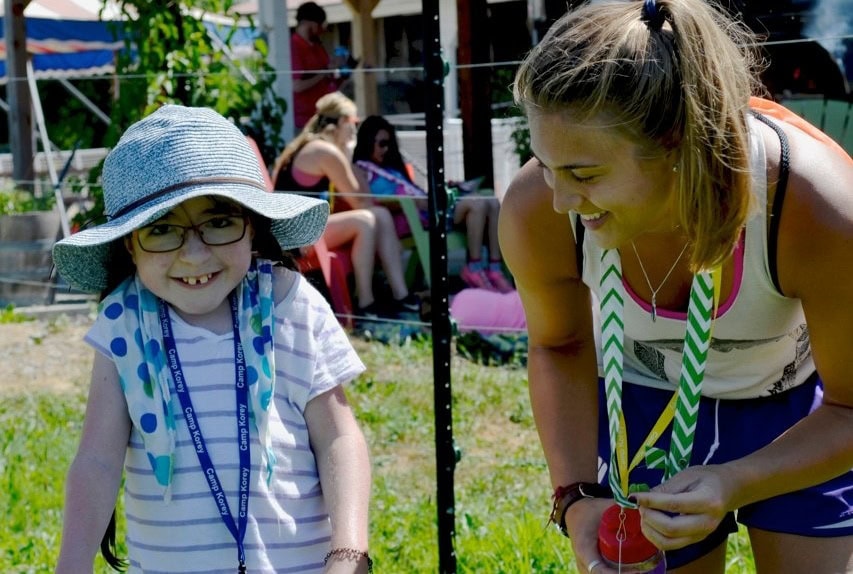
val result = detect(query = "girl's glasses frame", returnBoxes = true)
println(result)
[136,215,248,253]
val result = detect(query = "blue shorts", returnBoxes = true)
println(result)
[596,373,853,568]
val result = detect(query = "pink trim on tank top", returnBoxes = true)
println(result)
[291,165,324,187]
[624,232,745,321]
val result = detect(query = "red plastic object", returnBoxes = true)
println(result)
[245,135,355,328]
[297,237,354,329]
[598,504,662,566]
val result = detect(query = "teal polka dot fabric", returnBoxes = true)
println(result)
[97,259,278,498]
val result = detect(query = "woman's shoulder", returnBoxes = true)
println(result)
[764,114,853,296]
[502,159,559,221]
[299,138,344,160]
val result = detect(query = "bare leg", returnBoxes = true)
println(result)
[486,196,502,262]
[367,205,409,300]
[455,197,486,261]
[668,539,727,574]
[749,527,853,573]
[322,210,377,308]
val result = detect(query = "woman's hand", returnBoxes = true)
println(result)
[631,464,734,550]
[564,498,620,573]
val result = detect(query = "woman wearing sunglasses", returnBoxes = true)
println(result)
[272,93,420,320]
[352,115,514,293]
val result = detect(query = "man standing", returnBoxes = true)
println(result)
[291,2,345,129]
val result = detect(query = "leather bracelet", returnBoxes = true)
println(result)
[549,481,611,538]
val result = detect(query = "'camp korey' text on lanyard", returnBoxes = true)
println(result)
[160,294,251,574]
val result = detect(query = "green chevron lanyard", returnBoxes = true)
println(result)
[599,248,721,507]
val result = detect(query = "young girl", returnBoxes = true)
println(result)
[53,105,372,573]
[352,115,514,293]
[502,0,853,572]
[272,92,419,320]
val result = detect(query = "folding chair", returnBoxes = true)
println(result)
[245,136,355,327]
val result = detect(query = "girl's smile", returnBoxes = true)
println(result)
[127,196,254,329]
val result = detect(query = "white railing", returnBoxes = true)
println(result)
[390,115,525,200]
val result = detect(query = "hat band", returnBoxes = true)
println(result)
[109,177,268,220]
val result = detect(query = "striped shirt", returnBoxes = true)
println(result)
[86,270,365,573]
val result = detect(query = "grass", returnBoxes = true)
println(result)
[0,330,757,573]
[0,304,35,324]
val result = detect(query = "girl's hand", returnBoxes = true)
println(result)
[564,498,621,574]
[631,465,733,550]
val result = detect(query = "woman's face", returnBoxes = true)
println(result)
[528,108,678,250]
[335,114,359,149]
[126,196,254,324]
[371,129,392,164]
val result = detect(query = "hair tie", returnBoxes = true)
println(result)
[641,0,666,31]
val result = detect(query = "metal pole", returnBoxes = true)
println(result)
[422,0,457,572]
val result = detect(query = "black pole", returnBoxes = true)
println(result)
[422,1,457,572]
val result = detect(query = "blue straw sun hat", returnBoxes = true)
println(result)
[53,105,329,294]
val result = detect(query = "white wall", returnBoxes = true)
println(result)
[394,117,524,200]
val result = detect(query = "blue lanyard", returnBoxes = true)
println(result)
[159,294,250,574]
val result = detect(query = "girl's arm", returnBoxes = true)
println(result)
[305,386,371,573]
[499,159,606,565]
[56,352,131,573]
[634,119,853,550]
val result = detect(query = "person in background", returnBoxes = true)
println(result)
[501,0,853,572]
[53,105,372,573]
[291,1,348,130]
[352,115,514,293]
[272,92,420,320]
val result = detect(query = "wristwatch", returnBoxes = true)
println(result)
[550,481,611,538]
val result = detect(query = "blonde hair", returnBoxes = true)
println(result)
[272,92,358,176]
[513,0,765,271]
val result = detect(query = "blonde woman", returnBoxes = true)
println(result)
[501,0,853,572]
[272,92,419,319]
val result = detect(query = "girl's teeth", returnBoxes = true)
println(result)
[182,274,212,285]
[580,211,606,221]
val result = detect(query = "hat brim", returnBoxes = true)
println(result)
[53,183,329,294]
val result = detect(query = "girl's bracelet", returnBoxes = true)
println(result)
[324,547,374,572]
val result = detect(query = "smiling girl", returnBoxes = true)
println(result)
[53,105,372,573]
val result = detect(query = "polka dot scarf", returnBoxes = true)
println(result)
[98,259,277,500]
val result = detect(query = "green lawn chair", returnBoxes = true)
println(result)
[780,97,853,156]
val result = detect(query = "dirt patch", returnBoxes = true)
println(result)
[0,313,95,395]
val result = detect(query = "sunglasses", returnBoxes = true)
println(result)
[375,139,390,149]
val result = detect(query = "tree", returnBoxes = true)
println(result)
[75,0,286,226]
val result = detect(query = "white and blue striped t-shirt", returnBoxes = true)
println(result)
[85,269,366,573]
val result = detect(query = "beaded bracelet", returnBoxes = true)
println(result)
[324,547,374,572]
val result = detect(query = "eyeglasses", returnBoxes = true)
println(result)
[136,215,248,253]
[375,139,390,149]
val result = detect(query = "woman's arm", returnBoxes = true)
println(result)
[305,386,371,573]
[56,352,131,573]
[499,159,607,565]
[305,141,374,210]
[634,121,853,550]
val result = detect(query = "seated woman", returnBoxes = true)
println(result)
[352,115,513,293]
[271,93,419,319]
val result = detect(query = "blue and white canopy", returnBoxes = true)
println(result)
[0,0,256,82]
[0,0,124,80]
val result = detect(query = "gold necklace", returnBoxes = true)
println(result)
[630,241,689,322]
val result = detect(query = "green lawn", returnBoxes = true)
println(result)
[0,333,756,573]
